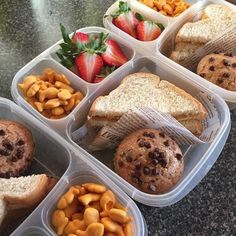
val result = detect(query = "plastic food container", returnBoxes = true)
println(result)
[103,0,169,55]
[11,27,135,136]
[0,98,147,236]
[156,0,236,109]
[11,45,231,207]
[131,0,201,24]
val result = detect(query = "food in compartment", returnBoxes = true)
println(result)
[56,24,129,83]
[114,129,184,194]
[109,1,164,41]
[170,4,236,66]
[139,0,190,17]
[197,53,236,91]
[0,120,35,178]
[18,68,84,119]
[0,174,57,226]
[88,72,207,136]
[51,183,132,236]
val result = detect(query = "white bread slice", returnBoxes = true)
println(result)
[89,73,207,123]
[176,4,236,44]
[0,174,49,209]
[0,198,7,226]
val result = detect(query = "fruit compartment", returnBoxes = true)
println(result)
[156,0,236,108]
[48,26,136,86]
[66,56,230,207]
[11,161,147,236]
[131,0,200,22]
[0,98,72,235]
[103,0,169,55]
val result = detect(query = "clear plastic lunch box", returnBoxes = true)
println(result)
[11,24,231,208]
[156,0,236,109]
[0,98,147,236]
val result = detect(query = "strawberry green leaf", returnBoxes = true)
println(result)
[60,23,72,45]
[135,12,144,21]
[156,23,165,31]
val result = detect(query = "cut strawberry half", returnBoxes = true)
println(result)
[102,39,128,67]
[75,52,103,83]
[93,76,105,83]
[111,1,138,38]
[137,21,162,41]
[72,32,89,44]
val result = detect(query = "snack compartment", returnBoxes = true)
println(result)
[66,56,230,207]
[103,0,169,55]
[156,0,236,108]
[11,161,147,236]
[0,97,72,235]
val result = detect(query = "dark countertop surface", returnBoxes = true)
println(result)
[0,1,235,235]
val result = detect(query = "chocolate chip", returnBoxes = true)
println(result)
[0,129,5,136]
[144,141,151,149]
[143,132,155,138]
[138,140,145,147]
[0,149,11,156]
[16,139,25,146]
[213,51,219,54]
[225,53,233,57]
[152,169,159,176]
[152,159,158,165]
[223,73,230,78]
[11,156,19,162]
[223,59,230,66]
[4,171,14,178]
[159,132,165,138]
[135,163,141,170]
[159,158,167,167]
[126,155,132,162]
[16,146,24,159]
[176,153,183,160]
[209,57,215,62]
[118,160,124,167]
[200,73,206,78]
[131,176,140,184]
[2,139,14,151]
[134,169,141,178]
[143,167,150,175]
[209,66,215,71]
[217,78,224,84]
[163,140,169,147]
[232,63,236,68]
[148,184,157,192]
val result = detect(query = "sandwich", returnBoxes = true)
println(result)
[87,72,207,135]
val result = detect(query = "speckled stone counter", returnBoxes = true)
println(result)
[0,1,235,235]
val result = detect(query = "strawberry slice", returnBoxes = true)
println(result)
[137,21,162,41]
[75,52,103,83]
[102,39,128,67]
[111,1,138,38]
[72,32,89,44]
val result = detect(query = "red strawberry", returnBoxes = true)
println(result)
[111,1,138,38]
[72,32,89,43]
[75,52,103,83]
[137,21,162,41]
[102,39,128,67]
[93,75,105,83]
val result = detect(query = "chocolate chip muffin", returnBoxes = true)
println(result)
[197,53,236,91]
[114,129,184,194]
[0,120,35,178]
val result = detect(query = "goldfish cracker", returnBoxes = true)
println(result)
[114,202,127,211]
[64,198,79,219]
[55,81,74,93]
[100,190,116,212]
[18,75,37,93]
[51,210,69,236]
[124,222,133,236]
[57,186,80,209]
[64,219,86,234]
[83,208,100,226]
[55,73,71,85]
[101,217,124,236]
[108,208,131,224]
[78,193,101,206]
[51,106,65,116]
[87,201,103,212]
[38,87,59,102]
[76,223,104,236]
[58,89,72,100]
[82,183,107,194]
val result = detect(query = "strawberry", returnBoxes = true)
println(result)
[72,32,89,44]
[111,1,138,38]
[136,21,162,41]
[93,66,116,83]
[75,52,103,83]
[102,39,128,67]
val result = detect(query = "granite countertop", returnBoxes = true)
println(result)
[0,1,235,235]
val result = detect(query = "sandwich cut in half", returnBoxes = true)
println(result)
[88,72,207,135]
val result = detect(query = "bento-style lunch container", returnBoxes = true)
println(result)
[0,98,147,236]
[156,0,236,109]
